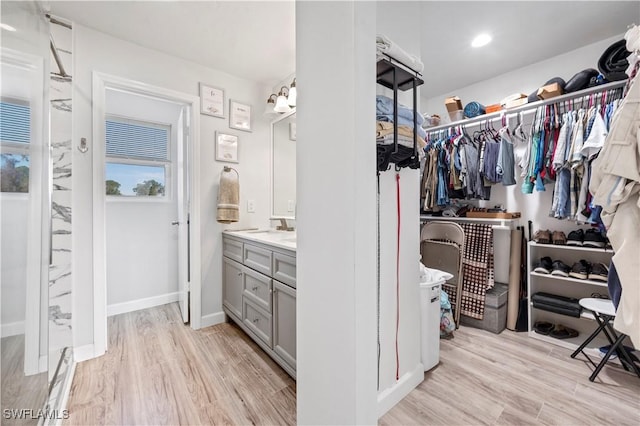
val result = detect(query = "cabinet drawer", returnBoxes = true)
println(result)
[243,299,272,347]
[273,252,296,288]
[244,244,272,276]
[223,237,244,263]
[243,266,272,313]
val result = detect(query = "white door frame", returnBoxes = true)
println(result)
[92,72,202,357]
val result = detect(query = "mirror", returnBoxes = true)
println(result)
[271,110,296,219]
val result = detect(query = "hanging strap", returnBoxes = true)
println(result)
[395,172,401,381]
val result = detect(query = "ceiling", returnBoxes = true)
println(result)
[47,1,637,93]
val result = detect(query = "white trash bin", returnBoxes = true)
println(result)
[419,277,442,371]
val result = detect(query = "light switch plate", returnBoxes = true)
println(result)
[247,199,256,213]
[287,200,295,212]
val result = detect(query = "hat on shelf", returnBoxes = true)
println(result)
[564,68,600,93]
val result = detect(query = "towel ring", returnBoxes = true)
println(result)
[223,166,239,177]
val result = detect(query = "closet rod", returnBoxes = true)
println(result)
[426,80,627,133]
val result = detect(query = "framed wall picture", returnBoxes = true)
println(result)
[200,83,225,118]
[215,132,239,163]
[229,99,252,132]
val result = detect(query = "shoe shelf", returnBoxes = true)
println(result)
[527,241,614,353]
[529,272,609,288]
[528,242,613,253]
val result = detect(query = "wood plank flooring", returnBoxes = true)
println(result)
[1,334,49,426]
[65,304,639,425]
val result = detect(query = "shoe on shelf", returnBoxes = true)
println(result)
[552,231,567,245]
[533,257,553,274]
[551,260,571,277]
[566,229,584,246]
[589,263,609,281]
[534,229,552,244]
[569,259,591,279]
[583,229,607,248]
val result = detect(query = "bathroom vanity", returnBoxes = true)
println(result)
[222,230,297,378]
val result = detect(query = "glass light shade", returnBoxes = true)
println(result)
[274,94,291,113]
[287,86,297,107]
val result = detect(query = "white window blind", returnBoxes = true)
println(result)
[0,100,30,144]
[106,119,168,161]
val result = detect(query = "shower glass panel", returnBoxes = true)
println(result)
[0,0,51,421]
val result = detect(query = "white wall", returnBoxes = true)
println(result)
[297,1,377,424]
[71,23,273,347]
[1,197,28,335]
[375,0,424,416]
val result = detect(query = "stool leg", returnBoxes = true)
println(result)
[572,312,608,359]
[590,333,626,382]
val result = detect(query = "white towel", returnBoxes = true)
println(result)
[376,34,424,73]
[217,168,239,223]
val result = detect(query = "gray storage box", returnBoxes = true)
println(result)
[460,283,508,333]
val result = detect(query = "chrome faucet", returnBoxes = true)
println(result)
[276,218,294,231]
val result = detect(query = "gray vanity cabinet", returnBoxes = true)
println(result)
[222,257,243,319]
[222,234,296,378]
[273,280,296,370]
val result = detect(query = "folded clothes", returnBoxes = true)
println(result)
[376,34,424,73]
[376,121,418,139]
[598,39,630,81]
[377,133,426,151]
[377,115,427,139]
[376,95,424,124]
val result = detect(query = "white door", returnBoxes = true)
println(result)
[104,90,189,323]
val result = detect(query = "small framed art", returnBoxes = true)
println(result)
[200,83,225,118]
[229,99,252,132]
[215,132,239,163]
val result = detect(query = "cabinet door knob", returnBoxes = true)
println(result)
[252,286,258,291]
[253,318,259,323]
[237,272,242,276]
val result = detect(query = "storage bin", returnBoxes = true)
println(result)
[460,283,508,333]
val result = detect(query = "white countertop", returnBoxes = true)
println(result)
[223,229,297,252]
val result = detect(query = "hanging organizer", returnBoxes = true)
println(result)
[376,54,424,172]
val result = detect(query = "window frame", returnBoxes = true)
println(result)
[104,114,172,201]
[0,97,31,196]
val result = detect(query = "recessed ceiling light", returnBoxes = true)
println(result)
[0,23,17,32]
[471,33,492,48]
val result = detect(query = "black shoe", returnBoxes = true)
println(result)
[533,257,553,274]
[583,229,606,248]
[567,229,584,246]
[589,263,609,281]
[569,260,591,279]
[551,260,571,277]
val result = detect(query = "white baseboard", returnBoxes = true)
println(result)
[73,344,96,362]
[107,292,179,317]
[1,320,25,338]
[200,311,226,329]
[377,363,425,418]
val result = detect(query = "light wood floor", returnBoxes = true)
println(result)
[1,334,49,426]
[66,303,639,425]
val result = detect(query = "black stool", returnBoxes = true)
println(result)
[570,298,640,382]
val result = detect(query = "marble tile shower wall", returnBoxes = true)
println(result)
[49,19,72,356]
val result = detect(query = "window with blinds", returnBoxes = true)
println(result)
[105,117,170,197]
[0,99,31,193]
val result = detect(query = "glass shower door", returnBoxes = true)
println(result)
[0,1,51,423]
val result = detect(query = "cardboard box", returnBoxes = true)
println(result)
[537,83,563,100]
[485,104,502,113]
[501,93,528,109]
[444,96,463,112]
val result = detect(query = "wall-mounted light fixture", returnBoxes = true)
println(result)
[266,77,297,114]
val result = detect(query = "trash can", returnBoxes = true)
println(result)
[419,277,443,371]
